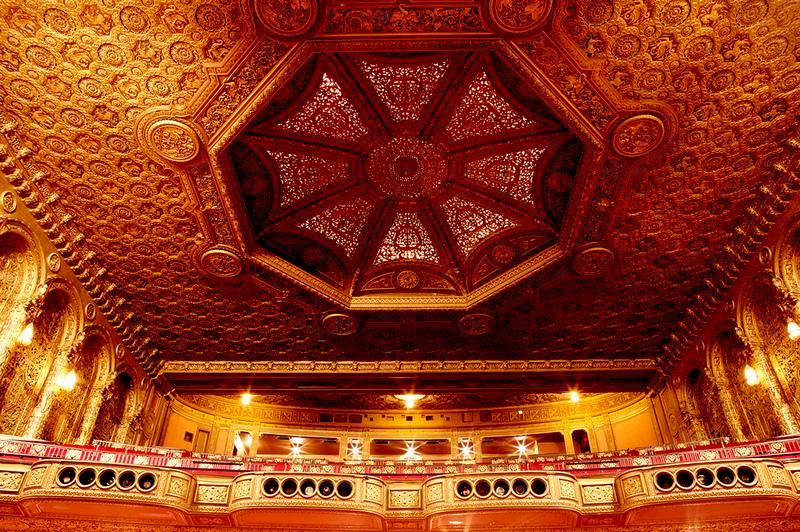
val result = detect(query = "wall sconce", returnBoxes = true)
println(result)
[744,364,760,386]
[17,323,34,346]
[55,370,77,392]
[788,320,800,340]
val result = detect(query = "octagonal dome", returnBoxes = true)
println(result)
[226,50,586,306]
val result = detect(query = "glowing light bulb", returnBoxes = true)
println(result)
[394,394,425,409]
[788,320,800,340]
[348,440,363,460]
[240,393,252,406]
[744,364,760,386]
[56,370,77,391]
[569,390,580,403]
[290,436,304,445]
[17,323,33,346]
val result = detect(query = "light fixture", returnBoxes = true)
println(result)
[17,323,33,346]
[514,436,529,458]
[401,441,421,461]
[517,409,524,415]
[458,438,474,460]
[55,370,77,391]
[744,364,760,386]
[394,394,425,409]
[788,320,800,340]
[240,393,252,406]
[290,436,304,444]
[243,433,253,447]
[290,440,303,457]
[347,439,363,461]
[569,390,580,402]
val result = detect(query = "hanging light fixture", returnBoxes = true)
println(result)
[17,323,34,346]
[458,438,474,460]
[240,393,252,406]
[401,441,421,460]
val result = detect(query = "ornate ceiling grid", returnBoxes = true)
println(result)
[0,0,797,403]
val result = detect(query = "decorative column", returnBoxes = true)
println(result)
[76,383,109,444]
[24,332,85,439]
[709,356,747,441]
[736,326,799,435]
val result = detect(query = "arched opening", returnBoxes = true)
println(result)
[0,230,40,365]
[91,372,134,443]
[40,335,109,442]
[0,288,76,435]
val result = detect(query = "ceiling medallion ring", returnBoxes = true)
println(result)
[254,0,320,39]
[198,246,245,279]
[571,244,615,277]
[321,312,359,336]
[458,312,496,336]
[138,114,205,165]
[366,136,448,200]
[610,114,667,158]
[485,0,554,37]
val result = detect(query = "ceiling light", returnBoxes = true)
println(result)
[56,370,77,391]
[394,394,425,409]
[240,393,252,406]
[744,365,760,386]
[347,439,362,460]
[17,323,33,346]
[290,436,304,444]
[569,390,580,402]
[517,409,523,415]
[788,320,800,340]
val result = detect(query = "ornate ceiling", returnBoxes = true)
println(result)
[0,0,798,405]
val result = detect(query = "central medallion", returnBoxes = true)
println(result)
[366,136,448,200]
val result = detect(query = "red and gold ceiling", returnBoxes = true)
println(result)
[0,0,798,407]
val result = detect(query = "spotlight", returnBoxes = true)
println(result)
[569,390,580,402]
[789,320,800,340]
[56,370,77,391]
[744,364,760,386]
[17,323,33,346]
[289,436,303,457]
[394,394,425,409]
[240,393,252,406]
[517,410,524,415]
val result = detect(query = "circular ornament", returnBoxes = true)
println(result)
[491,244,516,264]
[366,137,447,200]
[1,191,16,213]
[759,246,772,266]
[47,252,61,273]
[457,312,495,336]
[487,0,552,35]
[255,0,319,38]
[571,245,615,276]
[144,118,201,163]
[396,270,420,289]
[611,114,666,157]
[200,247,244,278]
[321,313,359,336]
[300,245,326,267]
[115,343,126,360]
[85,303,96,321]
